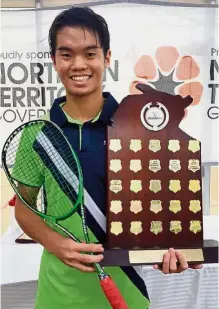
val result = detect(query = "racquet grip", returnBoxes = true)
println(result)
[100,276,129,309]
[8,195,16,206]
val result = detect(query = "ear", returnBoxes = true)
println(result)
[51,55,57,71]
[104,49,111,68]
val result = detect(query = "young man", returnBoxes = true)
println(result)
[14,7,202,309]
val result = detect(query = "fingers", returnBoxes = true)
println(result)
[75,252,104,264]
[75,242,104,254]
[70,261,96,273]
[175,250,188,272]
[162,251,170,274]
[169,248,178,273]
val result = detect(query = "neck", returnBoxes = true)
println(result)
[63,90,104,123]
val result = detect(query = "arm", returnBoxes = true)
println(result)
[15,194,104,272]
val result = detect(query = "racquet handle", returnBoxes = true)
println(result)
[100,276,129,309]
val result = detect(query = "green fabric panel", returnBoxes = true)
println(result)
[35,212,149,309]
[12,124,45,187]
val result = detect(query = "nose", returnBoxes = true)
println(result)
[71,55,87,71]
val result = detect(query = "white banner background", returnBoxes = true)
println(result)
[0,3,218,162]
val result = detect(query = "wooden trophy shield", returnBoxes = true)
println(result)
[102,84,218,266]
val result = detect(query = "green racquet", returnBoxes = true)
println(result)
[1,119,128,309]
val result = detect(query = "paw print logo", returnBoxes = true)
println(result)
[130,46,203,116]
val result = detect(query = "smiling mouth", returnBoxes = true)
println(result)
[70,75,91,82]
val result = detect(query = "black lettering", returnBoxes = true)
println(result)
[208,84,219,104]
[0,87,11,107]
[210,60,219,81]
[8,63,28,84]
[30,63,44,84]
[12,87,25,107]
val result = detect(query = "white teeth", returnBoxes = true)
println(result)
[71,76,90,81]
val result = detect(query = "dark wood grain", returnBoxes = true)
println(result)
[106,89,203,250]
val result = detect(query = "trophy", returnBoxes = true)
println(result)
[102,84,218,266]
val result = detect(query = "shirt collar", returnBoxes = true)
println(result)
[50,92,119,127]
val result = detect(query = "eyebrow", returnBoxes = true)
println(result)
[57,45,100,52]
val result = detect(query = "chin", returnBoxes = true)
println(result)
[69,87,97,97]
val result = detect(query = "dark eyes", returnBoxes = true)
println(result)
[61,52,96,59]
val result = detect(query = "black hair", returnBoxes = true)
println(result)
[48,6,110,58]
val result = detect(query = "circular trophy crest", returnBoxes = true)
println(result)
[140,102,169,131]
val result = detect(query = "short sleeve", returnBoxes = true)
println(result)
[12,125,45,187]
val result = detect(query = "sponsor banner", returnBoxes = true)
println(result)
[0,3,218,162]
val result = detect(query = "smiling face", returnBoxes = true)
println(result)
[53,26,111,97]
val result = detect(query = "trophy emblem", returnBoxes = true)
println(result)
[169,180,181,193]
[169,160,181,173]
[188,160,200,173]
[130,200,143,214]
[170,221,182,234]
[169,200,181,214]
[149,139,161,152]
[110,201,122,214]
[149,160,161,173]
[188,140,200,153]
[130,180,142,193]
[149,180,161,193]
[109,139,122,152]
[130,160,142,173]
[109,159,122,173]
[110,221,123,235]
[140,102,169,131]
[189,180,201,193]
[130,221,143,235]
[189,220,202,234]
[130,139,142,152]
[150,200,162,214]
[110,180,122,193]
[189,200,201,213]
[168,140,180,152]
[150,221,163,235]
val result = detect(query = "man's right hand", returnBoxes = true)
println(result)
[49,236,104,272]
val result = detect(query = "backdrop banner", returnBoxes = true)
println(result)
[0,3,218,161]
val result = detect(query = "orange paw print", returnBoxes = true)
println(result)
[130,46,203,117]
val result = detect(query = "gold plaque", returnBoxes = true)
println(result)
[109,139,122,152]
[170,221,182,234]
[168,140,180,153]
[130,139,142,152]
[130,159,142,173]
[150,200,162,214]
[189,200,201,213]
[149,180,162,193]
[169,159,181,173]
[189,220,202,234]
[130,221,143,235]
[110,221,123,235]
[169,200,181,214]
[130,180,142,193]
[150,221,163,235]
[169,180,181,193]
[188,159,200,173]
[130,200,143,214]
[189,180,201,193]
[109,159,122,173]
[110,200,122,214]
[188,140,200,153]
[149,160,161,173]
[110,180,122,193]
[149,139,161,153]
[129,248,204,264]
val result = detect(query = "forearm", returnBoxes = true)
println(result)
[15,197,63,253]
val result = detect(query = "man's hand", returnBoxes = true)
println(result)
[50,236,104,272]
[153,248,203,274]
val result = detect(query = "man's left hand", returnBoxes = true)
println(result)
[153,248,203,274]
